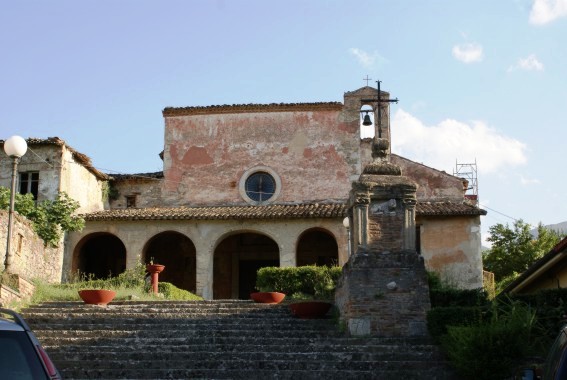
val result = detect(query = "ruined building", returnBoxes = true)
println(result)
[0,86,486,299]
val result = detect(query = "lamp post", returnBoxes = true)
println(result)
[3,136,27,274]
[342,216,351,257]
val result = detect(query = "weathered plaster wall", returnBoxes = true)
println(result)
[418,216,483,289]
[162,110,361,206]
[0,145,62,202]
[60,147,105,213]
[65,218,348,299]
[391,155,465,201]
[0,211,64,282]
[0,144,104,213]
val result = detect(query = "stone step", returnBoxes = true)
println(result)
[48,349,445,363]
[34,329,344,340]
[21,301,457,379]
[32,322,337,333]
[54,358,451,371]
[37,335,442,349]
[43,345,444,358]
[59,368,455,380]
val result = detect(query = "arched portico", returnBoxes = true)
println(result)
[213,232,279,299]
[143,231,197,293]
[73,232,127,279]
[296,228,339,266]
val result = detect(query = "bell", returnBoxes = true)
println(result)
[362,112,372,126]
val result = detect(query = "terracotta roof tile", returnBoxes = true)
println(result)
[416,201,487,216]
[83,201,486,221]
[162,102,343,117]
[0,137,109,180]
[110,172,164,181]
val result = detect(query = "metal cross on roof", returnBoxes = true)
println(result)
[361,80,399,138]
[363,75,372,86]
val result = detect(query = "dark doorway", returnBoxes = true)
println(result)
[213,233,279,299]
[296,229,338,267]
[74,233,126,279]
[144,231,197,293]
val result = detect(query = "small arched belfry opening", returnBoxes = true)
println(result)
[360,104,375,139]
[143,231,197,293]
[213,232,279,300]
[296,228,338,267]
[73,233,127,279]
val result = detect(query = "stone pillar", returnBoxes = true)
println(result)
[335,138,431,337]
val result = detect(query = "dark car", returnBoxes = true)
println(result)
[516,325,567,380]
[0,308,61,379]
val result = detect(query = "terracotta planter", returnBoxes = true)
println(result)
[250,292,286,304]
[289,301,332,319]
[78,289,116,306]
[146,264,165,273]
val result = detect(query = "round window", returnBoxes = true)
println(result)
[244,172,276,203]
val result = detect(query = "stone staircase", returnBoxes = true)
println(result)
[21,300,457,379]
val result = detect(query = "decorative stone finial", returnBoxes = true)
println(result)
[362,138,401,176]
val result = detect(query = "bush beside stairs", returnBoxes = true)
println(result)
[21,300,457,379]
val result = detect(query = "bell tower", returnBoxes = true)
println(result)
[335,106,431,337]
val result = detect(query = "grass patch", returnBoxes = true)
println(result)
[23,263,202,308]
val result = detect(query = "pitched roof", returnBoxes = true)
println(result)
[0,137,109,180]
[83,201,486,221]
[502,236,567,294]
[109,172,164,181]
[162,102,343,117]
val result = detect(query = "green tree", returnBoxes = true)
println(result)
[483,219,565,283]
[0,187,84,247]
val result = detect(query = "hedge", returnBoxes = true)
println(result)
[255,266,342,300]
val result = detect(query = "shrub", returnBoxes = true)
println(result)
[427,306,486,340]
[440,299,541,380]
[158,282,201,301]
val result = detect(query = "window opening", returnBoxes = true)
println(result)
[245,172,276,203]
[126,195,137,208]
[360,105,375,138]
[19,172,39,200]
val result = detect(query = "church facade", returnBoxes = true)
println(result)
[1,86,486,299]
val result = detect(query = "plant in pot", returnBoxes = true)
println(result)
[77,278,116,306]
[252,267,286,304]
[287,265,342,319]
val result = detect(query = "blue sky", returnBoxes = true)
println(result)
[1,0,566,242]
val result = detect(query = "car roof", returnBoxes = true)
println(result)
[0,317,25,332]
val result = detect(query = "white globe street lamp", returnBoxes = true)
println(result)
[342,216,351,257]
[3,135,28,273]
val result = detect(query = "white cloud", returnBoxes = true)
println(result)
[529,0,567,25]
[520,175,541,185]
[391,109,527,174]
[452,43,483,63]
[349,48,385,68]
[508,54,544,72]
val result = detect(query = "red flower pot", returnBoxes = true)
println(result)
[146,264,165,273]
[78,289,116,306]
[250,292,286,304]
[289,301,332,319]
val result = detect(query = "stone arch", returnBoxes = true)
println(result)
[296,228,339,267]
[213,231,279,300]
[143,231,197,293]
[73,232,127,279]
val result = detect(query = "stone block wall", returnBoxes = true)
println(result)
[0,276,35,307]
[0,210,63,283]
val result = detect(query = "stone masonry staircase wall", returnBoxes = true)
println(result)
[21,300,457,379]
